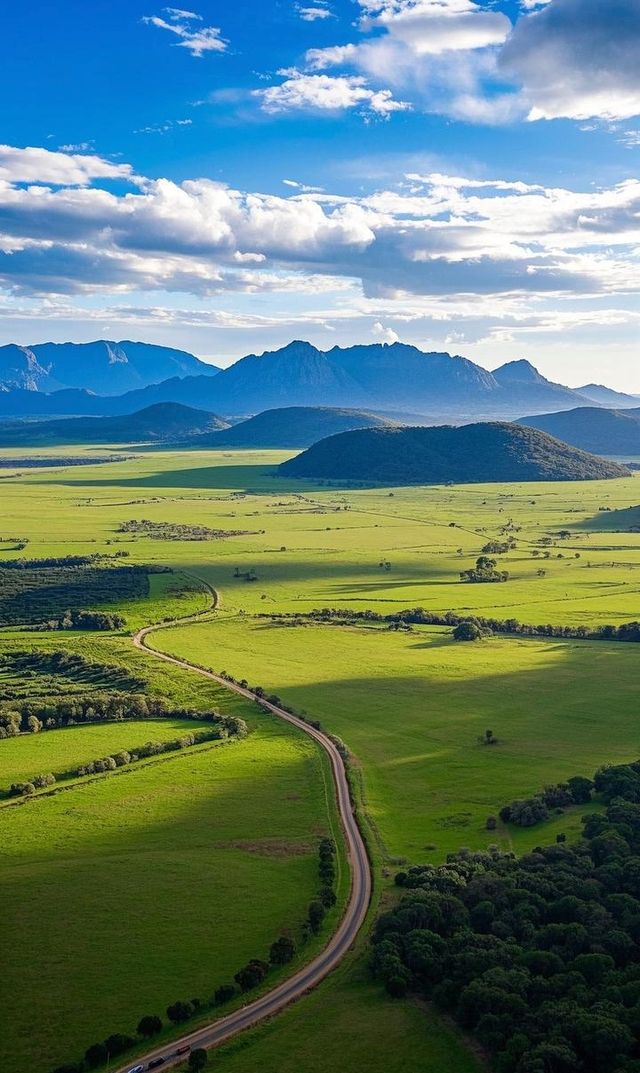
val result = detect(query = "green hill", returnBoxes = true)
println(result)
[280,422,629,484]
[518,406,640,456]
[194,406,399,448]
[0,403,230,445]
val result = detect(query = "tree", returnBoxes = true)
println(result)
[234,959,269,992]
[213,984,235,1005]
[104,1033,136,1057]
[308,900,326,933]
[84,1043,108,1068]
[167,1000,194,1023]
[270,935,296,965]
[137,1014,162,1037]
[453,621,483,642]
[189,1049,208,1071]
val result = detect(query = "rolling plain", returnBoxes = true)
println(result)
[1,445,639,1073]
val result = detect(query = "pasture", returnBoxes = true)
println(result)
[0,630,343,1073]
[153,616,636,861]
[1,445,639,1073]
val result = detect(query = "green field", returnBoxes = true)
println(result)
[153,616,635,861]
[0,629,344,1073]
[0,716,214,789]
[1,446,639,1073]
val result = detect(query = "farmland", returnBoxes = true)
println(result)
[1,446,639,1073]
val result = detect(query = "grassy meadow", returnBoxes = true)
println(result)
[1,445,639,1073]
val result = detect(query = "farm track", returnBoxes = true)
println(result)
[113,577,372,1072]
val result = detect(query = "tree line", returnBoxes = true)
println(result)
[39,609,126,631]
[5,728,233,798]
[266,607,640,645]
[0,685,246,740]
[373,759,640,1073]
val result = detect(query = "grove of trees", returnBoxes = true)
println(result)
[374,760,640,1073]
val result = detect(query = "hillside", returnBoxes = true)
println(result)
[0,403,229,446]
[576,384,640,408]
[196,406,399,448]
[280,423,629,484]
[518,406,640,456]
[0,340,219,394]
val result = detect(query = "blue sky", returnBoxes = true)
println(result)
[1,0,640,388]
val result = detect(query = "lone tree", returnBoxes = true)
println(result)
[453,620,483,642]
[460,556,509,584]
[189,1050,208,1072]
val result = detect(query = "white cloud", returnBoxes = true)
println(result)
[134,118,193,134]
[297,0,640,125]
[283,178,325,192]
[372,320,399,342]
[500,0,640,121]
[254,72,410,116]
[0,145,135,186]
[298,5,334,20]
[142,9,227,57]
[0,146,639,321]
[359,0,511,55]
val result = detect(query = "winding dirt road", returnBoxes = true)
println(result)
[114,588,372,1072]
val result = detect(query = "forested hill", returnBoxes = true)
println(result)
[0,403,230,445]
[194,406,400,448]
[280,423,630,484]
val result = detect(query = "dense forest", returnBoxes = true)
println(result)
[373,760,640,1073]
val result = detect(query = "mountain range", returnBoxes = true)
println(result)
[280,423,630,485]
[0,340,219,394]
[0,338,637,422]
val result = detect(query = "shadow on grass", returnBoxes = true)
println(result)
[30,462,357,494]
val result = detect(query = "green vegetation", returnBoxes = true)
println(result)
[0,562,150,625]
[0,717,213,788]
[280,423,629,483]
[374,759,640,1073]
[1,445,640,1073]
[154,618,639,862]
[119,518,256,540]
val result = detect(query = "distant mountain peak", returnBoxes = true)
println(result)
[493,359,549,385]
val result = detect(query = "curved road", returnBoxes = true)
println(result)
[115,587,372,1072]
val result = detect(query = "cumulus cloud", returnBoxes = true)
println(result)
[0,146,639,312]
[254,72,410,116]
[142,8,227,56]
[294,0,640,124]
[372,320,399,342]
[0,145,135,185]
[500,0,640,121]
[359,0,511,55]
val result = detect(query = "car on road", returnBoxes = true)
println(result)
[175,1045,191,1055]
[127,1066,144,1073]
[147,1059,165,1069]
